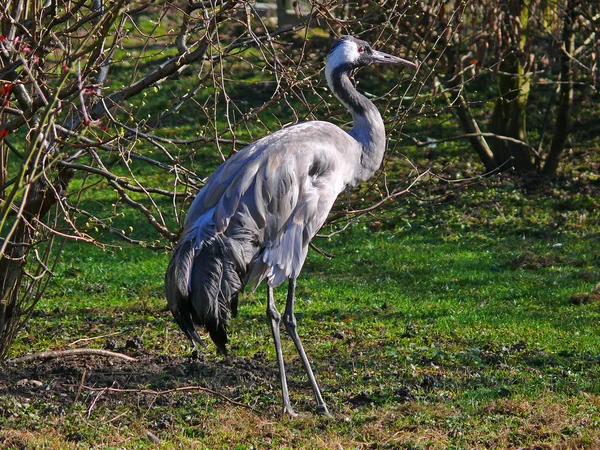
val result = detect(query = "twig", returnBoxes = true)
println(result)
[309,242,335,259]
[407,131,539,156]
[73,368,87,405]
[56,160,185,198]
[88,384,109,416]
[328,169,430,222]
[87,150,178,241]
[107,411,129,424]
[8,348,137,364]
[68,332,121,347]
[79,384,260,413]
[316,218,356,239]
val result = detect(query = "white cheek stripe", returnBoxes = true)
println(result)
[325,40,360,83]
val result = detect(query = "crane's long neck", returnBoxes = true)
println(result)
[326,65,386,181]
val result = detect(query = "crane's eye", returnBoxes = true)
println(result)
[358,46,364,53]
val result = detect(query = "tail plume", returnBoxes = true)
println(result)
[165,236,243,355]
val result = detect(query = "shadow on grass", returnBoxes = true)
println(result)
[0,351,283,416]
[4,232,598,421]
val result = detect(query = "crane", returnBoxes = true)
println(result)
[165,35,417,416]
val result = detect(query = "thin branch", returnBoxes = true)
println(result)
[87,150,177,241]
[409,131,539,156]
[89,0,239,120]
[64,204,172,250]
[73,368,87,405]
[57,160,186,198]
[8,348,137,364]
[78,384,260,413]
[327,169,430,223]
[308,242,335,259]
[68,332,122,347]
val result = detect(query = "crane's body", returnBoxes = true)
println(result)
[165,36,416,416]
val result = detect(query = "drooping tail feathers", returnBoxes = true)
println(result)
[165,235,243,355]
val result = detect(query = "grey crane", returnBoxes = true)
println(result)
[165,35,417,416]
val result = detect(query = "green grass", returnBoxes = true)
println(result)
[2,178,599,447]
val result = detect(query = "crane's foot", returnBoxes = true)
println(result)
[316,404,331,417]
[283,405,298,417]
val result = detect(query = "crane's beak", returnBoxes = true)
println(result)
[371,50,418,70]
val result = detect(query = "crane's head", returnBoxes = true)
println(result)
[326,35,418,73]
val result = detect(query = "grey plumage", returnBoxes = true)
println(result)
[165,35,417,415]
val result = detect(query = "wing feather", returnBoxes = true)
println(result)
[214,159,261,232]
[184,122,353,290]
[262,164,339,287]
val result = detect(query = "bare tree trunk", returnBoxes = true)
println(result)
[441,1,497,172]
[490,0,535,172]
[444,50,497,172]
[0,165,76,358]
[543,0,575,175]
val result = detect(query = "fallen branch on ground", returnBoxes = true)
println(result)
[7,348,137,364]
[77,384,260,413]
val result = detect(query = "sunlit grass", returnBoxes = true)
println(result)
[4,159,600,449]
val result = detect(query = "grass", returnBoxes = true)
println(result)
[1,174,599,448]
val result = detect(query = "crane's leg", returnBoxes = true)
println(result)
[266,285,297,416]
[283,278,331,416]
